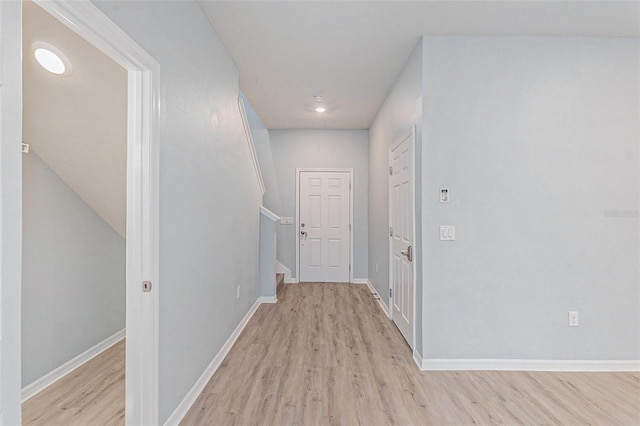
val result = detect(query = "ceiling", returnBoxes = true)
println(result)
[200,0,640,130]
[23,0,127,237]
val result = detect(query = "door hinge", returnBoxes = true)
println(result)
[349,224,351,231]
[349,264,351,272]
[390,227,393,237]
[389,166,393,175]
[349,183,352,190]
[389,288,393,298]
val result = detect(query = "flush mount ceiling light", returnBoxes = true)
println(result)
[313,94,326,112]
[33,42,72,76]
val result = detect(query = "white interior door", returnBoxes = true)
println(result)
[298,170,351,283]
[390,130,415,347]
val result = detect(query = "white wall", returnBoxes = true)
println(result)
[22,151,125,386]
[368,40,423,352]
[420,36,640,361]
[270,130,369,280]
[93,2,263,422]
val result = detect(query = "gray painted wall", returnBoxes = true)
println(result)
[22,151,125,387]
[270,130,369,279]
[260,211,278,299]
[420,36,639,360]
[94,2,263,422]
[368,40,423,353]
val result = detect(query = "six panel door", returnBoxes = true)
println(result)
[299,171,351,283]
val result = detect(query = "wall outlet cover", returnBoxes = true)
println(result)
[569,311,579,327]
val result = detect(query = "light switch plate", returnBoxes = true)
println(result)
[440,188,449,203]
[568,311,579,327]
[280,217,293,225]
[440,225,455,241]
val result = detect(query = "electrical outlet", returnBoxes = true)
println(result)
[569,311,579,327]
[236,285,241,300]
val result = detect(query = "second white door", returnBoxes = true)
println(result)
[390,129,415,347]
[298,170,351,283]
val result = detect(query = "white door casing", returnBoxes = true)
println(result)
[297,169,352,283]
[389,127,415,348]
[30,2,160,424]
[0,1,23,423]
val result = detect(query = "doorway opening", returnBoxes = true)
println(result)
[21,1,127,422]
[16,1,159,424]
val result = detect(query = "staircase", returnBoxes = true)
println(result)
[276,273,284,297]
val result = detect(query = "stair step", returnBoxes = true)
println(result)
[276,273,285,295]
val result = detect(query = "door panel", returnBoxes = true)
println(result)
[390,131,414,347]
[299,171,351,283]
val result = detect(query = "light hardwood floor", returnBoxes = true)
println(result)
[22,339,125,426]
[183,283,640,425]
[22,284,640,425]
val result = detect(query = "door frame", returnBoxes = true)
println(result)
[388,125,417,350]
[295,168,354,283]
[21,2,159,424]
[0,1,24,422]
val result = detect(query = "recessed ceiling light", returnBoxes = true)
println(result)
[315,107,326,113]
[33,42,72,76]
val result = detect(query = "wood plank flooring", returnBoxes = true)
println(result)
[21,284,640,425]
[22,339,125,426]
[182,283,640,426]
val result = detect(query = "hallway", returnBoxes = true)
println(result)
[19,284,640,425]
[182,284,640,425]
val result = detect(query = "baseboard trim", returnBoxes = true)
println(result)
[418,358,640,372]
[22,328,125,402]
[365,279,390,318]
[163,297,263,425]
[284,278,299,284]
[413,350,424,369]
[259,296,277,304]
[351,278,368,285]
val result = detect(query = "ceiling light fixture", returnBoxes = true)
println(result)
[33,42,72,76]
[313,94,324,103]
[315,107,326,113]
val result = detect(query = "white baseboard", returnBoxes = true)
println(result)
[163,297,263,425]
[259,296,277,304]
[285,278,299,284]
[365,279,389,318]
[418,358,640,372]
[22,328,125,402]
[351,278,368,284]
[413,350,424,370]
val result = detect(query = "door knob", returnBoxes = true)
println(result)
[400,245,412,262]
